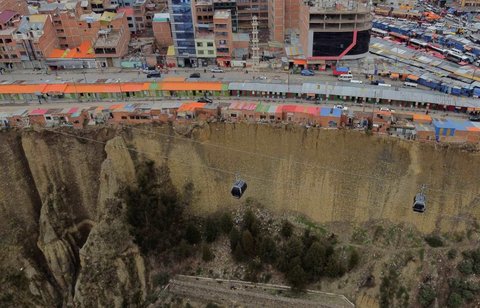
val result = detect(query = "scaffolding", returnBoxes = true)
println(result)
[251,16,259,72]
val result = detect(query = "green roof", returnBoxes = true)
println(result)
[255,103,271,112]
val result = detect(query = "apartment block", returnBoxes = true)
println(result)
[195,37,216,61]
[268,0,284,43]
[0,11,22,69]
[460,0,480,7]
[213,0,237,32]
[214,10,233,59]
[236,0,268,35]
[193,0,214,34]
[93,14,131,67]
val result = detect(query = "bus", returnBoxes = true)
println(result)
[408,38,428,50]
[371,28,389,38]
[426,44,445,54]
[445,51,470,65]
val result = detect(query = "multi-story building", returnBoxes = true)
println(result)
[193,0,214,34]
[0,10,22,69]
[168,0,197,66]
[0,0,29,16]
[299,0,372,63]
[90,0,118,13]
[213,0,237,32]
[214,10,233,60]
[13,15,59,69]
[268,0,300,43]
[152,13,173,47]
[460,0,480,7]
[236,0,268,36]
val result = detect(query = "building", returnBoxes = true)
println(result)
[152,13,173,48]
[299,0,372,63]
[168,0,197,66]
[0,0,29,16]
[213,0,237,32]
[13,15,59,69]
[268,0,300,43]
[214,10,234,61]
[46,41,96,69]
[93,13,131,67]
[236,0,268,36]
[459,0,480,7]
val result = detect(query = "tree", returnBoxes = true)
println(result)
[325,258,346,278]
[281,220,293,238]
[175,239,191,260]
[204,216,219,243]
[233,243,245,262]
[185,222,201,245]
[278,237,304,273]
[348,248,360,271]
[259,236,278,264]
[202,244,214,262]
[303,242,327,280]
[447,292,463,308]
[229,227,241,252]
[418,285,436,308]
[219,212,233,234]
[286,264,307,292]
[242,230,255,257]
[243,209,259,236]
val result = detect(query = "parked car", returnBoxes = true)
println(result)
[143,68,158,74]
[379,107,395,112]
[469,115,480,122]
[190,73,201,78]
[350,79,363,84]
[210,67,224,73]
[197,97,213,104]
[301,69,315,76]
[371,80,385,85]
[147,72,161,78]
[334,104,348,111]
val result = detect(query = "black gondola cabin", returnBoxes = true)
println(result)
[231,180,247,199]
[413,193,426,213]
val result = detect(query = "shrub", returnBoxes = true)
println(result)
[153,272,170,287]
[202,244,214,262]
[243,209,259,236]
[303,242,327,280]
[424,235,444,248]
[233,243,245,262]
[185,223,201,245]
[229,227,241,252]
[241,230,255,257]
[447,292,463,308]
[348,248,360,271]
[258,236,278,264]
[418,284,436,308]
[281,220,294,238]
[457,259,474,275]
[219,212,233,234]
[204,216,219,243]
[447,249,457,260]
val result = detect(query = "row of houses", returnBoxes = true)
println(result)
[3,100,480,144]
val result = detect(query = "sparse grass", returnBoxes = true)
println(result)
[351,228,370,245]
[295,215,327,235]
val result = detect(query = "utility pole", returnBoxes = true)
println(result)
[251,16,259,73]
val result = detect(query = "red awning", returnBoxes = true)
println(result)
[293,59,307,65]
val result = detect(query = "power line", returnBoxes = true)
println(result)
[39,128,479,225]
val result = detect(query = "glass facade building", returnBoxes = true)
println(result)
[169,0,196,65]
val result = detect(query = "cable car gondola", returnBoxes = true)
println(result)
[231,176,247,199]
[412,185,426,213]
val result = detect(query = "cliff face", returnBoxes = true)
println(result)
[0,123,479,306]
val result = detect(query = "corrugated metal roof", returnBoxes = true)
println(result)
[228,82,303,93]
[320,107,341,117]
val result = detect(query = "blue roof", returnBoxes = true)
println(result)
[320,107,341,117]
[432,118,472,130]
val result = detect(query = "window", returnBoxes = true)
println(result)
[207,42,213,47]
[5,38,11,43]
[208,50,214,54]
[88,23,91,29]
[196,42,203,47]
[198,50,204,54]
[46,116,52,120]
[121,116,127,119]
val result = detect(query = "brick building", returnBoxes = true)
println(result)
[152,13,173,48]
[0,0,29,16]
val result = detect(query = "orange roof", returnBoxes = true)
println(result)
[43,84,68,93]
[48,41,95,59]
[178,102,206,112]
[162,76,186,82]
[467,127,480,132]
[160,81,223,91]
[413,113,432,122]
[0,84,46,94]
[64,83,121,93]
[119,83,148,92]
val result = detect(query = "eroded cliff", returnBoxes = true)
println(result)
[1,123,480,306]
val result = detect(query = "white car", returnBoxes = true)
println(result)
[334,104,348,111]
[210,67,224,73]
[350,79,363,84]
[379,107,394,112]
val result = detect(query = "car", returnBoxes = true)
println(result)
[197,97,213,104]
[189,73,201,78]
[210,67,224,73]
[350,79,363,84]
[469,115,480,122]
[300,69,315,76]
[380,107,395,112]
[147,72,161,78]
[334,104,348,111]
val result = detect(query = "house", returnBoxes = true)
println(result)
[432,118,480,143]
[150,102,182,122]
[414,123,435,142]
[70,109,88,129]
[413,113,432,124]
[111,104,152,125]
[318,107,342,128]
[372,110,393,134]
[198,103,220,121]
[28,109,48,126]
[222,102,257,122]
[177,102,207,119]
[254,103,281,122]
[7,109,29,128]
